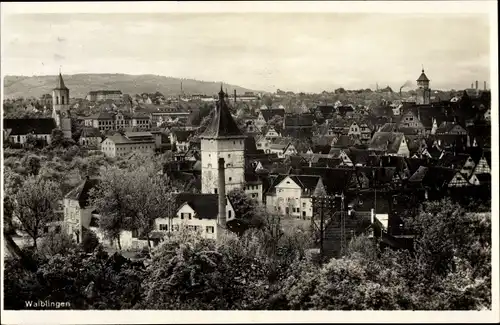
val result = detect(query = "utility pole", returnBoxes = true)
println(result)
[340,192,346,256]
[319,197,324,257]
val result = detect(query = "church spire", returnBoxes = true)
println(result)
[55,71,68,90]
[219,83,225,99]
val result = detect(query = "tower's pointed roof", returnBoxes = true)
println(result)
[54,73,69,90]
[201,87,244,139]
[417,69,430,82]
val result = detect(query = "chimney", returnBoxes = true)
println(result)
[217,158,226,228]
[475,80,478,90]
[234,89,237,105]
[471,83,474,89]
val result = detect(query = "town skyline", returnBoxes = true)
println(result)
[2,12,491,93]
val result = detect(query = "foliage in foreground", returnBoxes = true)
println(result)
[3,199,491,310]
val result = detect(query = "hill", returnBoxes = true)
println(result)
[3,74,262,99]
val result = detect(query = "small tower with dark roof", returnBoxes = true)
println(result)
[52,72,72,138]
[200,85,246,194]
[416,67,431,105]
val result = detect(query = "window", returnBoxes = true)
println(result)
[214,189,217,194]
[228,210,232,219]
[159,224,168,231]
[228,177,232,181]
[228,154,231,158]
[206,226,215,234]
[303,202,306,208]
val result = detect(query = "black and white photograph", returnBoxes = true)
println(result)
[1,1,498,323]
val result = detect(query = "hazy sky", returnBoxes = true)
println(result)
[1,12,491,92]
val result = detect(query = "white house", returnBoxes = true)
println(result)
[265,175,324,219]
[63,178,100,243]
[3,118,57,146]
[154,193,236,240]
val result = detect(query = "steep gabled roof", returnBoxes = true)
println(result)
[368,132,405,153]
[65,178,100,208]
[201,88,244,139]
[54,73,69,90]
[174,193,220,219]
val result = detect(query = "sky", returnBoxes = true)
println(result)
[1,12,492,93]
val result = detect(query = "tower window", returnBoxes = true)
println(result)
[62,96,65,104]
[56,96,59,105]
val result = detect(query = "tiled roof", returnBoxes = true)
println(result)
[260,109,285,122]
[284,114,314,128]
[172,129,195,142]
[80,127,102,138]
[408,166,429,183]
[64,178,100,208]
[175,193,220,219]
[3,118,56,135]
[422,167,455,188]
[299,167,353,194]
[368,132,405,153]
[201,88,244,139]
[88,111,114,120]
[379,123,398,132]
[438,153,470,169]
[348,148,372,165]
[332,135,357,149]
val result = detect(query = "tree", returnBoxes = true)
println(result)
[89,167,134,250]
[39,231,77,257]
[14,176,62,249]
[50,129,65,147]
[127,167,176,249]
[21,154,42,176]
[267,115,284,134]
[226,188,266,235]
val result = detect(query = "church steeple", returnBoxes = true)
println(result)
[54,72,69,90]
[52,70,72,139]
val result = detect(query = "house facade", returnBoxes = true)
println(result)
[265,175,322,219]
[101,132,156,158]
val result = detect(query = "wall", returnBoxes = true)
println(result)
[201,138,245,194]
[153,202,235,240]
[102,141,156,158]
[9,133,51,145]
[244,183,263,203]
[79,136,101,147]
[396,136,410,158]
[265,176,312,219]
[101,138,117,157]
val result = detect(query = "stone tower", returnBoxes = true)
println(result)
[200,85,246,194]
[416,67,431,105]
[52,72,72,138]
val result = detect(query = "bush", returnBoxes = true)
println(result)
[39,231,77,257]
[81,229,100,253]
